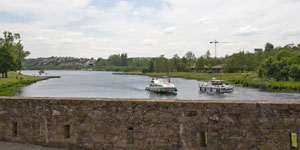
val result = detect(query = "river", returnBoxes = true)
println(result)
[17,70,300,100]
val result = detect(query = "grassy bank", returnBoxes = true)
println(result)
[117,72,300,92]
[0,72,47,96]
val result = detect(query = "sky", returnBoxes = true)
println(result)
[0,0,300,59]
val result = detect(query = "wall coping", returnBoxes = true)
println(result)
[0,96,300,105]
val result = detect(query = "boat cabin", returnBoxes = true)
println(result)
[210,80,224,85]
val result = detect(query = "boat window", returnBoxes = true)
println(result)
[211,80,223,85]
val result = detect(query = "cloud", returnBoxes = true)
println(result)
[232,25,262,36]
[141,39,157,46]
[0,0,299,58]
[282,28,300,36]
[195,18,210,24]
[163,27,176,34]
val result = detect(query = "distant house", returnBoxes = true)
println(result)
[254,48,263,54]
[85,60,96,66]
[130,57,153,62]
[212,64,225,73]
[204,65,209,71]
[190,64,196,70]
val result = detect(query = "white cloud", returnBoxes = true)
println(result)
[195,18,210,24]
[163,27,176,34]
[282,28,300,36]
[141,39,157,46]
[232,25,262,36]
[0,0,299,58]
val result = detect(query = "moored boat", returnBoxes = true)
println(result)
[38,70,45,75]
[145,77,177,94]
[199,79,234,94]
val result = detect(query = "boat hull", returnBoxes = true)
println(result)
[145,87,177,94]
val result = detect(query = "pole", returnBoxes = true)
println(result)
[214,42,217,58]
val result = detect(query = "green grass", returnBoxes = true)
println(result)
[0,72,43,96]
[117,72,300,92]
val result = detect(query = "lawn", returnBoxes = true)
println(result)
[0,72,43,96]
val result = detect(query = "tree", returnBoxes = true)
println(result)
[204,50,211,59]
[259,47,300,81]
[195,56,205,71]
[184,51,196,70]
[289,64,300,80]
[184,51,196,61]
[180,57,188,72]
[108,54,121,66]
[120,53,128,66]
[154,55,168,73]
[264,42,274,52]
[169,54,181,72]
[148,60,154,72]
[0,31,23,78]
[0,44,16,78]
[14,41,30,73]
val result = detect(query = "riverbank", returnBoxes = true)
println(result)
[116,72,300,92]
[0,72,59,96]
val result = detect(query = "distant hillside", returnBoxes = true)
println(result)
[23,57,96,70]
[22,56,153,71]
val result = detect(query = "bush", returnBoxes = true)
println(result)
[142,68,149,73]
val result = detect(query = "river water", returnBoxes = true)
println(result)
[17,70,300,101]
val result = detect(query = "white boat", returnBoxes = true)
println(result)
[145,78,177,94]
[199,79,234,94]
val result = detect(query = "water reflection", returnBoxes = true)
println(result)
[147,91,177,99]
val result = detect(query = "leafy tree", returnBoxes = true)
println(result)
[184,51,196,70]
[195,56,205,71]
[289,64,300,80]
[148,60,154,72]
[184,51,196,62]
[180,57,188,72]
[259,47,300,81]
[204,50,211,59]
[120,53,128,66]
[0,45,16,78]
[154,55,168,73]
[169,54,181,72]
[0,31,28,78]
[108,54,121,66]
[264,42,274,52]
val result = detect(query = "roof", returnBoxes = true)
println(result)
[212,64,225,69]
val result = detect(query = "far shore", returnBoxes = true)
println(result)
[116,72,300,92]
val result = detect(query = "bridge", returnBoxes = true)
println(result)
[0,97,299,150]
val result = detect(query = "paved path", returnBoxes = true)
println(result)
[0,142,65,150]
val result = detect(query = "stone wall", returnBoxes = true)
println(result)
[0,97,300,150]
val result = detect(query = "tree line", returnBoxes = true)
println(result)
[94,42,300,81]
[259,43,300,81]
[0,31,30,78]
[95,53,151,72]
